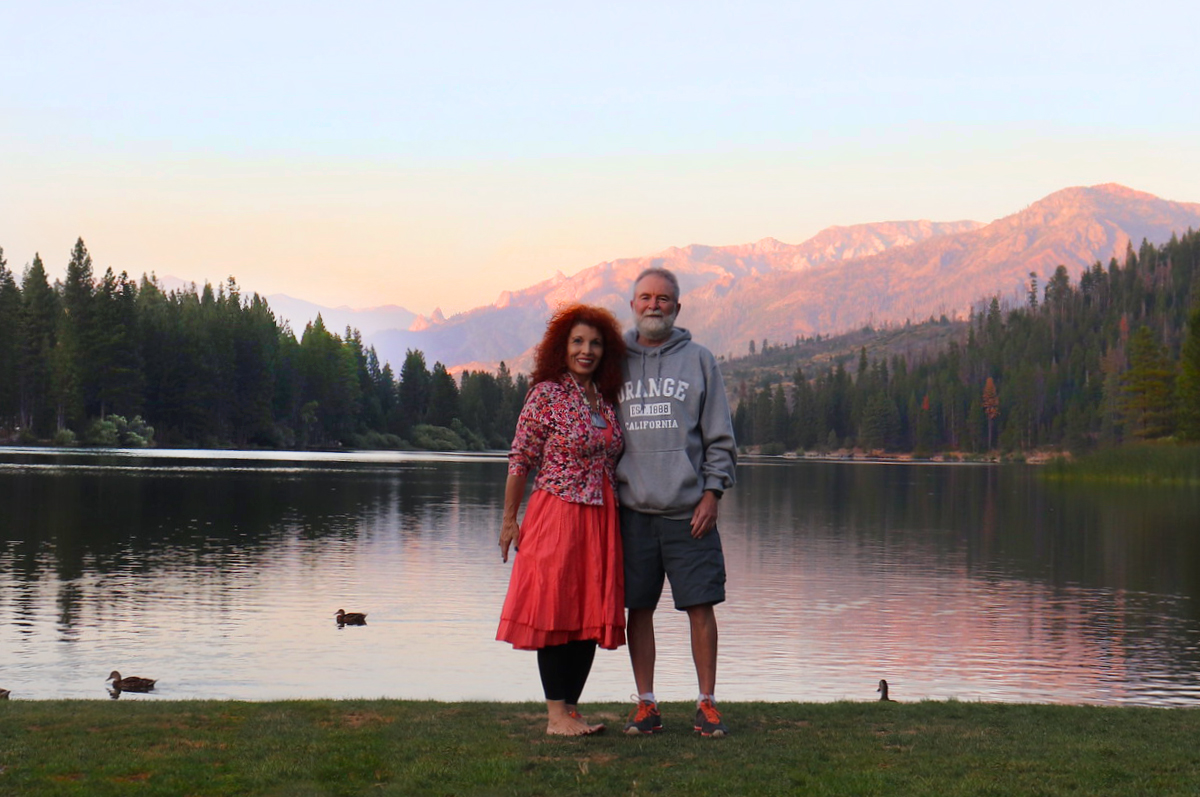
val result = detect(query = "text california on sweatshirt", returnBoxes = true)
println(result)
[616,326,737,519]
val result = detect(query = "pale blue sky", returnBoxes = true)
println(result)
[2,1,1197,314]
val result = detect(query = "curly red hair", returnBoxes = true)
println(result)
[530,304,627,405]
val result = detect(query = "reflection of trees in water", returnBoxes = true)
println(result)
[352,461,506,549]
[734,461,1200,690]
[1059,483,1200,620]
[56,580,83,633]
[0,459,508,585]
[734,462,1200,598]
[735,461,999,562]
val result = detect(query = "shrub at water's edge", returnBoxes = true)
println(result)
[1043,442,1200,485]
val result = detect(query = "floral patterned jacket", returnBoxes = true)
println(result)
[508,376,624,506]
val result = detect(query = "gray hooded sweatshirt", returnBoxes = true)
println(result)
[616,326,737,519]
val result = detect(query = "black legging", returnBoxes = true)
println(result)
[537,640,598,704]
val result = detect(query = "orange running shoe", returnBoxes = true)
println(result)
[693,698,728,737]
[623,697,663,735]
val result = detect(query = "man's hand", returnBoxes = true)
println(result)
[690,491,720,539]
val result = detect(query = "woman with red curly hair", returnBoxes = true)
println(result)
[497,304,627,736]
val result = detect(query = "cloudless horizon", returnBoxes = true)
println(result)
[2,1,1198,316]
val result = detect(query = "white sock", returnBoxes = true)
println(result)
[698,693,715,706]
[638,692,656,704]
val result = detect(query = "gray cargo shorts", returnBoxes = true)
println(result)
[620,507,726,611]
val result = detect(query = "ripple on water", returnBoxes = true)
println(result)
[3,453,1200,704]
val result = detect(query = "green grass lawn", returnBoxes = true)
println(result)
[3,699,1199,795]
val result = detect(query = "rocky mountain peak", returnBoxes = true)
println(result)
[349,184,1200,372]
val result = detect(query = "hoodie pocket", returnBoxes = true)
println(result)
[619,448,700,515]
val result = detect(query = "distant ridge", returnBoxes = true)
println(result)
[171,184,1200,372]
[362,184,1200,370]
[368,219,983,370]
[680,184,1200,359]
[264,295,416,339]
[146,276,417,339]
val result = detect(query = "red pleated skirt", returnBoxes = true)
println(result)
[497,480,626,651]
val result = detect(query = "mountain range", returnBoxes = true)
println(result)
[262,183,1200,372]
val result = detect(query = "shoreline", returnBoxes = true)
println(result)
[740,448,1063,465]
[0,441,1054,464]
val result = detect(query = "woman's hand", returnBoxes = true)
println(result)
[500,473,528,563]
[499,517,521,563]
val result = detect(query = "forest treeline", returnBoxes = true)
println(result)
[731,229,1200,455]
[3,231,1199,454]
[0,240,529,449]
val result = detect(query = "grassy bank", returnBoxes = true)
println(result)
[2,699,1199,795]
[1042,442,1200,485]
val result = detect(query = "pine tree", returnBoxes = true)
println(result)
[460,370,503,446]
[91,267,144,419]
[982,377,999,450]
[357,344,385,433]
[19,255,59,436]
[771,383,791,448]
[494,361,525,445]
[427,362,460,428]
[860,393,894,450]
[377,359,400,437]
[1098,347,1125,446]
[732,397,749,446]
[230,292,282,446]
[830,362,852,443]
[1178,300,1200,441]
[746,384,768,446]
[1121,326,1175,439]
[790,372,817,450]
[0,248,20,428]
[273,330,303,446]
[397,349,432,436]
[298,315,360,444]
[986,297,1003,343]
[914,393,936,454]
[136,276,186,444]
[54,238,98,429]
[1046,265,1071,320]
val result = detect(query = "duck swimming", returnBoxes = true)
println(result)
[335,609,367,626]
[108,671,157,692]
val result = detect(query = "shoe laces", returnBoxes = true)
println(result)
[697,698,722,723]
[627,695,658,722]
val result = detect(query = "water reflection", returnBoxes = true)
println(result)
[722,461,1200,705]
[1,450,1199,705]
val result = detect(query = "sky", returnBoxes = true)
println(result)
[2,1,1198,316]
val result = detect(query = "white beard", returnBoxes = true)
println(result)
[636,308,677,341]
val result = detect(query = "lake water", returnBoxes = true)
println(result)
[2,447,1199,707]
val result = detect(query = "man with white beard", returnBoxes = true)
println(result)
[616,267,737,738]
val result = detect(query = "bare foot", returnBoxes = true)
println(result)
[567,708,606,735]
[546,715,596,736]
